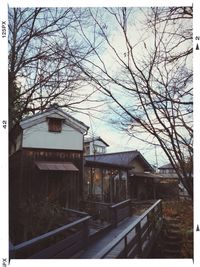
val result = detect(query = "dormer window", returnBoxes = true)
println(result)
[48,118,62,132]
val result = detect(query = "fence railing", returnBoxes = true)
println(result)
[92,199,163,258]
[109,199,132,227]
[80,200,112,222]
[10,215,91,259]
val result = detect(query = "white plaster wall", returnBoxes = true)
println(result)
[94,140,106,147]
[22,121,83,150]
[89,140,107,154]
[132,159,145,172]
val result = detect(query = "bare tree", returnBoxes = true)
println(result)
[72,7,193,197]
[8,7,100,129]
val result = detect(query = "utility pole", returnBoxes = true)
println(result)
[155,145,158,173]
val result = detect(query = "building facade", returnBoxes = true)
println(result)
[9,106,89,210]
[84,150,156,203]
[84,136,109,155]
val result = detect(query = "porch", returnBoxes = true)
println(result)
[84,163,130,203]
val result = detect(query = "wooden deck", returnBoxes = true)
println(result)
[10,199,163,259]
[79,199,163,259]
[79,215,139,258]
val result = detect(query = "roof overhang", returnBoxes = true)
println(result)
[85,159,131,170]
[20,108,89,134]
[129,172,179,182]
[35,161,79,172]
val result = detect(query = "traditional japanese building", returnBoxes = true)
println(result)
[84,150,156,203]
[84,136,109,155]
[9,105,89,210]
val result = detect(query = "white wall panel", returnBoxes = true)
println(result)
[22,121,83,150]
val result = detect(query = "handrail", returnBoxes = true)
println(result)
[109,199,132,226]
[93,199,162,258]
[134,199,161,222]
[81,200,111,206]
[63,207,88,217]
[11,215,91,252]
[110,199,131,208]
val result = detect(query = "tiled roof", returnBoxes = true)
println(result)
[85,150,153,171]
[159,163,174,169]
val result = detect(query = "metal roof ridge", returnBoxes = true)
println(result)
[85,150,139,157]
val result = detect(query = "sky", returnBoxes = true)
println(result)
[69,6,192,168]
[0,0,200,267]
[8,4,172,167]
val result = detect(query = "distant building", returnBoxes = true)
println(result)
[158,163,177,177]
[84,136,109,155]
[158,163,189,198]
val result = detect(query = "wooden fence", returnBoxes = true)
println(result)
[81,199,132,226]
[109,199,132,227]
[10,210,91,259]
[92,199,163,258]
[80,200,112,222]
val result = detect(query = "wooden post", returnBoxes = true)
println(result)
[83,219,90,248]
[129,199,132,217]
[109,206,117,227]
[147,214,151,240]
[101,169,104,202]
[136,223,142,257]
[9,241,15,259]
[110,175,114,203]
[124,235,128,257]
[153,182,156,199]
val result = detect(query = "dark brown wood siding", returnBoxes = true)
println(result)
[10,148,84,209]
[9,150,24,210]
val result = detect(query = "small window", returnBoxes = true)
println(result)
[84,145,90,155]
[93,145,106,154]
[48,118,62,132]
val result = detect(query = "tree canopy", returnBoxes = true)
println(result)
[73,7,193,197]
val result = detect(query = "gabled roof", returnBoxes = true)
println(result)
[84,136,109,147]
[158,163,174,169]
[19,106,89,134]
[85,150,154,171]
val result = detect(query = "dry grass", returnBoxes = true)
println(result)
[162,199,193,258]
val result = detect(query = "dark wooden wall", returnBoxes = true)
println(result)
[129,177,155,200]
[10,148,84,209]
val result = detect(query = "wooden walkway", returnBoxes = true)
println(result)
[79,199,163,259]
[79,215,139,258]
[10,199,162,259]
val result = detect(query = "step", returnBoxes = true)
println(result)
[164,243,181,250]
[163,248,181,258]
[164,236,182,244]
[164,217,180,222]
[165,229,182,236]
[166,224,181,230]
